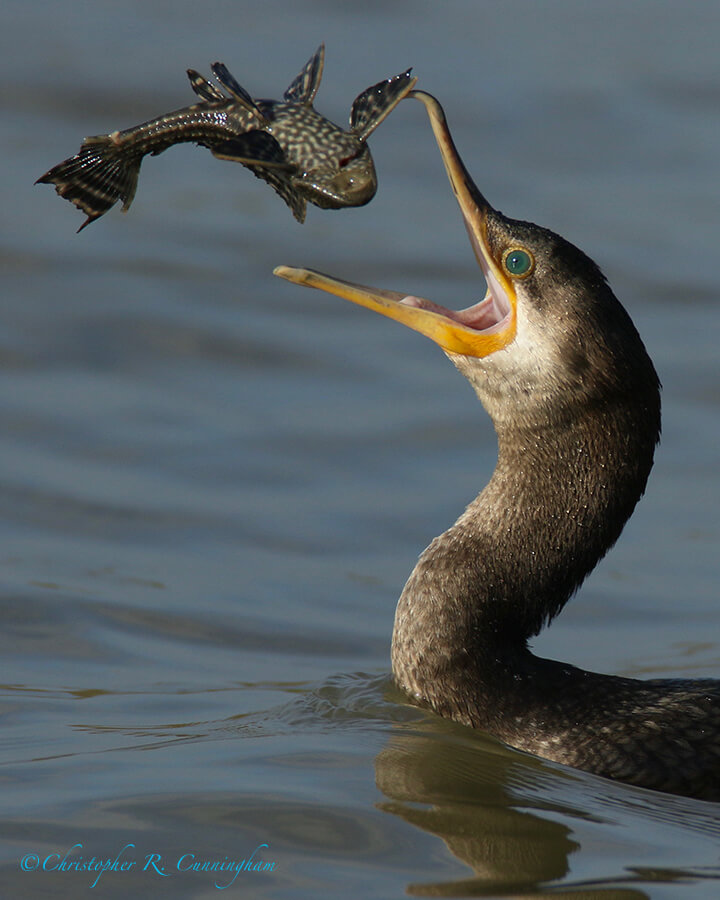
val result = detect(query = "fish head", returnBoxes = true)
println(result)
[293,143,377,209]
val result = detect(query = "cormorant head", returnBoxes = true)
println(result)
[275,91,658,431]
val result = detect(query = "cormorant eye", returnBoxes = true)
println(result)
[502,247,534,278]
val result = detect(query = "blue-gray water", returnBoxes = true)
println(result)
[3,1,720,897]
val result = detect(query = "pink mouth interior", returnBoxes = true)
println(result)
[399,292,510,334]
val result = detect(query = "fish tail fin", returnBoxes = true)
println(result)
[36,133,141,231]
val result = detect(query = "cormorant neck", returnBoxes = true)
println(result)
[391,346,661,721]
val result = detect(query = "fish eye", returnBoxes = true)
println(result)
[339,148,362,168]
[502,247,534,278]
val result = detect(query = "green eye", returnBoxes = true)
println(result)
[503,248,534,278]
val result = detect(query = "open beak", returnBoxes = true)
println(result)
[274,91,517,359]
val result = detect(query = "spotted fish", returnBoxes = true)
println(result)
[37,46,416,230]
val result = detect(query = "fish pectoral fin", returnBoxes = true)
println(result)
[251,167,307,223]
[283,44,324,105]
[210,63,268,124]
[350,69,417,141]
[187,68,226,103]
[209,131,295,170]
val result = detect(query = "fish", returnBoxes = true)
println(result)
[36,46,416,231]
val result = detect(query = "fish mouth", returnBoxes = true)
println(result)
[275,91,517,359]
[296,157,378,210]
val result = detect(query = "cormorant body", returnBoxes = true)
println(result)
[275,92,720,801]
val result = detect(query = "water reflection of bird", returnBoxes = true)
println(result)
[275,91,720,801]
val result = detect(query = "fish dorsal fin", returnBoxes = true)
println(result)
[283,44,324,105]
[187,68,226,103]
[350,69,417,141]
[210,62,269,124]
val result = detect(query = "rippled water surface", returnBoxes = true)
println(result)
[3,1,720,897]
